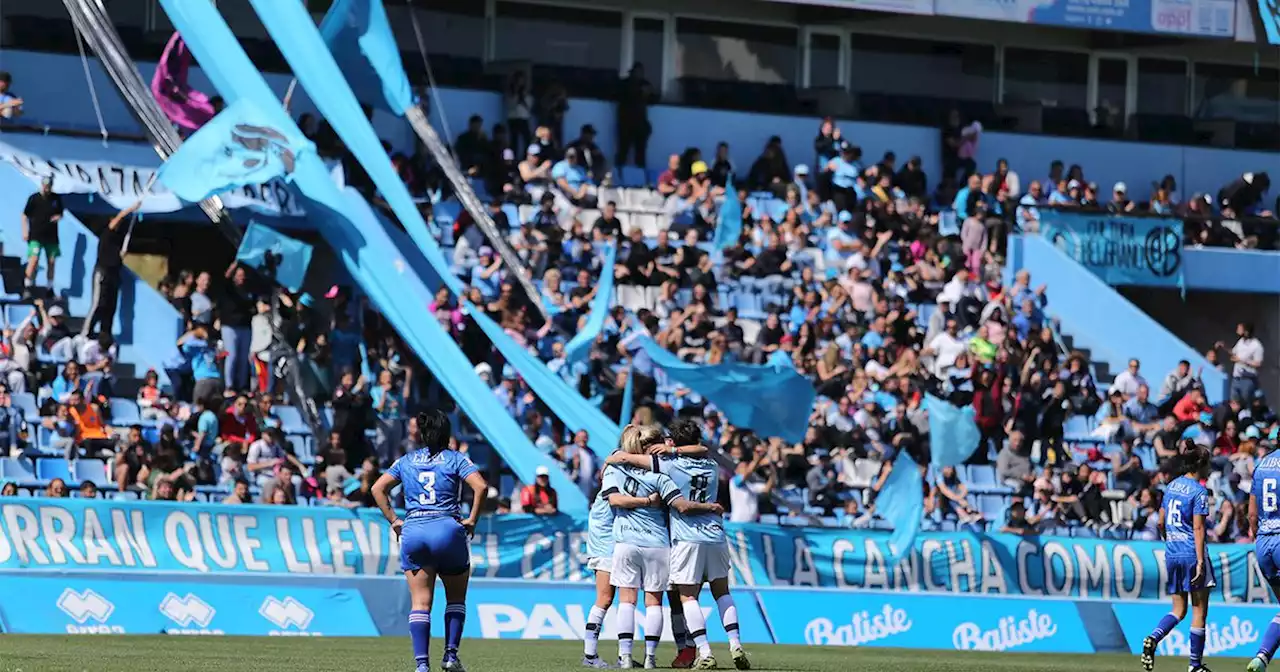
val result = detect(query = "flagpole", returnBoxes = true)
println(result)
[282,78,298,113]
[120,172,158,257]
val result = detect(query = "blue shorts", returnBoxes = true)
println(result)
[1166,555,1217,594]
[1256,536,1280,581]
[401,517,470,575]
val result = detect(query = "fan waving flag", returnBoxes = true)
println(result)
[151,32,216,131]
[158,98,315,203]
[236,222,314,292]
[318,0,413,113]
[713,176,743,251]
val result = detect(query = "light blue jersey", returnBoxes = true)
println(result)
[1164,475,1208,560]
[1253,455,1280,581]
[388,449,478,522]
[586,464,622,559]
[661,456,724,544]
[611,465,681,549]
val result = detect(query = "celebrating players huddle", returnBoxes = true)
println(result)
[582,420,750,670]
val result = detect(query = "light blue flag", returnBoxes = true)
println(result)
[158,98,313,203]
[619,363,634,425]
[318,0,412,113]
[235,222,314,291]
[638,337,814,443]
[925,393,981,466]
[563,243,617,364]
[713,176,742,251]
[158,0,587,518]
[466,303,621,459]
[878,451,923,564]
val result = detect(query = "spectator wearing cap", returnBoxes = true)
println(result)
[179,315,223,402]
[551,147,596,207]
[518,143,551,201]
[22,174,64,292]
[520,465,559,515]
[824,211,860,268]
[567,124,606,184]
[1108,182,1135,213]
[1229,321,1264,403]
[470,246,503,300]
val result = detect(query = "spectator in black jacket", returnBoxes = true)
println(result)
[749,136,790,197]
[896,156,927,201]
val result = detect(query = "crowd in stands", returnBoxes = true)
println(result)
[0,66,1276,545]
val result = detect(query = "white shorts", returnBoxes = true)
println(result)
[610,543,670,593]
[669,540,732,586]
[587,556,612,573]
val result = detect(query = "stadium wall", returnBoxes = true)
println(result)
[3,49,1280,202]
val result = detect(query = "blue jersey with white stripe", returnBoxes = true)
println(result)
[661,456,724,544]
[1163,475,1208,560]
[388,449,478,522]
[1254,455,1280,536]
[586,464,622,558]
[611,465,681,549]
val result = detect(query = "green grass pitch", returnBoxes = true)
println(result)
[0,636,1246,672]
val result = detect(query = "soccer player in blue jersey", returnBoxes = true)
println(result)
[610,424,723,669]
[1248,444,1280,672]
[582,460,664,669]
[372,409,487,672]
[609,419,749,670]
[1142,444,1213,672]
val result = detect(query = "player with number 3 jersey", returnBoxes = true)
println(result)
[374,409,488,672]
[1248,448,1280,671]
[1140,444,1213,672]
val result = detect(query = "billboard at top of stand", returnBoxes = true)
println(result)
[761,0,1236,38]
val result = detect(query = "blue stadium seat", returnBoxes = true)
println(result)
[967,465,997,489]
[979,495,1007,520]
[74,459,109,486]
[320,407,335,431]
[1064,416,1093,441]
[0,457,36,483]
[10,392,38,423]
[107,398,141,426]
[501,203,521,229]
[287,434,311,461]
[5,304,34,329]
[35,457,73,484]
[274,406,309,435]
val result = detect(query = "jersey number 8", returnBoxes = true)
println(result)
[1264,479,1279,513]
[418,471,437,505]
[690,475,711,503]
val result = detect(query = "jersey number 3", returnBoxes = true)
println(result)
[418,471,438,505]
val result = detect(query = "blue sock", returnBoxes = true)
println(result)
[1150,612,1181,643]
[444,603,465,655]
[1190,626,1206,668]
[1260,617,1280,662]
[409,609,431,666]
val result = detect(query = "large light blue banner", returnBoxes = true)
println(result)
[1040,211,1184,287]
[761,589,1094,652]
[5,500,1279,606]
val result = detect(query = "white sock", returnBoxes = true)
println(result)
[584,605,607,657]
[682,599,712,658]
[644,604,664,658]
[716,594,741,649]
[616,603,636,658]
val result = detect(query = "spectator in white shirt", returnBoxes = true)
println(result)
[923,318,966,377]
[1110,358,1147,400]
[246,427,289,487]
[1230,322,1264,403]
[729,445,775,523]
